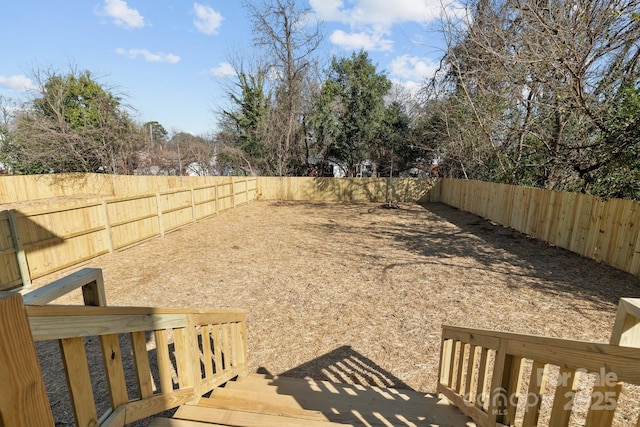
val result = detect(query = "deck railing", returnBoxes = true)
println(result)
[438,324,640,426]
[26,304,247,427]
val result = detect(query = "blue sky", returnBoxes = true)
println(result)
[0,0,459,136]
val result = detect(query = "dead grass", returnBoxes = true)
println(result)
[36,201,640,425]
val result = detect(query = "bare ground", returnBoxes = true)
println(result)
[34,201,640,425]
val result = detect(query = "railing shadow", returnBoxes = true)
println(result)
[256,346,473,426]
[292,201,640,309]
[418,203,640,306]
[267,345,411,390]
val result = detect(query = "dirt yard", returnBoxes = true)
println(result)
[35,201,640,425]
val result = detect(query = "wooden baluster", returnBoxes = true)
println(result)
[100,334,129,411]
[201,325,214,381]
[439,338,454,387]
[213,324,223,374]
[455,342,466,393]
[549,367,580,427]
[475,348,489,409]
[131,331,154,398]
[222,323,231,371]
[487,339,509,425]
[504,357,524,426]
[239,318,248,376]
[522,361,547,427]
[154,329,174,393]
[464,345,478,402]
[584,378,622,427]
[60,337,99,427]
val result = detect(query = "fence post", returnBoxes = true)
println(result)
[190,188,196,223]
[214,183,219,214]
[101,201,114,254]
[155,192,165,238]
[232,177,236,208]
[0,293,55,426]
[7,210,31,288]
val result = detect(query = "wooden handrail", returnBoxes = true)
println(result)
[20,267,106,306]
[26,303,248,427]
[438,324,640,427]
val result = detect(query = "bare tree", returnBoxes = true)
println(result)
[428,0,640,195]
[5,67,143,174]
[245,0,324,178]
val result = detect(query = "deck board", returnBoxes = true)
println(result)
[151,373,475,427]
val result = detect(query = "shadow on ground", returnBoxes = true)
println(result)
[253,346,472,426]
[294,201,640,308]
[261,345,412,390]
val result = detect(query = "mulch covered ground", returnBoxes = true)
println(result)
[34,201,640,425]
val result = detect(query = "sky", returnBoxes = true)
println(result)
[0,0,460,137]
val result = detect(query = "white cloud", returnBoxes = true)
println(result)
[330,30,393,51]
[389,55,439,81]
[311,0,457,27]
[312,0,463,50]
[99,0,145,29]
[193,3,223,35]
[390,78,422,96]
[0,75,36,92]
[310,0,345,21]
[116,48,181,63]
[209,62,235,77]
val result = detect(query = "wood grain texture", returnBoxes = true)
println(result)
[0,293,54,426]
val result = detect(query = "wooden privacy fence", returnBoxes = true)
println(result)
[428,178,640,278]
[0,178,257,290]
[256,177,434,203]
[0,173,255,203]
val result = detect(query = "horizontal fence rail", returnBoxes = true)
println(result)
[428,178,640,278]
[256,177,435,203]
[26,304,248,427]
[438,325,640,427]
[5,174,640,288]
[0,177,257,290]
[0,174,257,204]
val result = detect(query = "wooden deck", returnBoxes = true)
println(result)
[150,373,475,427]
[4,269,640,427]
